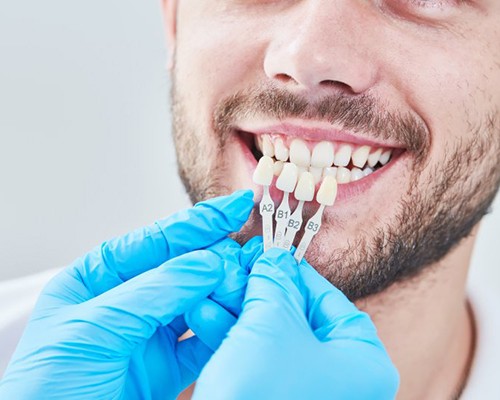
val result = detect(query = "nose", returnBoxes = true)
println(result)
[263,1,379,95]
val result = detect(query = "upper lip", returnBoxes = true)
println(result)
[236,119,405,149]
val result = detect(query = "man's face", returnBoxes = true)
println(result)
[168,1,500,300]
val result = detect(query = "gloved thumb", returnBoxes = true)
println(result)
[297,260,378,342]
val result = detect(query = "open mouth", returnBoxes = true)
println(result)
[240,131,402,185]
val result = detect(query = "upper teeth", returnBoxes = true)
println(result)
[256,134,394,184]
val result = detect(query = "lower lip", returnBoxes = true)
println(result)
[235,131,407,205]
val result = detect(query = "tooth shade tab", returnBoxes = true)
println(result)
[289,139,311,167]
[294,171,315,202]
[352,146,371,168]
[276,162,299,193]
[253,156,274,186]
[274,138,289,161]
[317,176,338,206]
[311,141,334,168]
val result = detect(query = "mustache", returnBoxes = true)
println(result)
[213,85,430,158]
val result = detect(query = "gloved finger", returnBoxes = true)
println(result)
[239,236,264,273]
[298,260,379,342]
[185,298,237,351]
[42,190,254,305]
[207,238,248,316]
[75,250,225,353]
[177,335,214,389]
[239,248,309,333]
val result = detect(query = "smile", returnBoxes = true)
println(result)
[252,133,396,185]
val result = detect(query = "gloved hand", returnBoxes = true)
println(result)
[191,247,400,400]
[0,190,254,400]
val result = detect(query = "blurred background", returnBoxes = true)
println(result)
[0,1,498,291]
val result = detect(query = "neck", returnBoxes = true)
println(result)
[356,231,477,400]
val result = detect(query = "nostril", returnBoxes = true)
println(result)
[275,73,294,83]
[320,79,354,92]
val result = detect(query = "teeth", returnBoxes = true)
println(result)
[311,141,334,168]
[350,168,364,182]
[253,156,274,186]
[367,149,382,168]
[254,135,395,187]
[294,172,315,202]
[323,167,338,178]
[309,167,323,184]
[352,146,371,168]
[333,144,352,167]
[262,135,275,157]
[273,160,284,176]
[317,176,338,206]
[274,138,289,162]
[289,139,311,167]
[276,162,299,193]
[379,149,392,165]
[336,167,351,184]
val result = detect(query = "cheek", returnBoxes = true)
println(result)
[175,7,269,130]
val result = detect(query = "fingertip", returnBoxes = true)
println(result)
[251,247,301,286]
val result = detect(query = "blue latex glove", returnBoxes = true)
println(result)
[191,247,400,400]
[0,191,254,400]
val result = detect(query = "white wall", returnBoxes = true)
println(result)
[0,1,498,290]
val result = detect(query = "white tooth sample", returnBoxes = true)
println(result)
[316,175,338,206]
[274,162,298,248]
[379,149,393,165]
[363,167,374,176]
[273,160,284,176]
[274,138,289,161]
[350,168,364,182]
[252,156,274,186]
[368,148,382,168]
[262,135,275,157]
[309,167,323,184]
[294,172,315,202]
[323,167,338,178]
[253,156,275,252]
[276,163,298,192]
[281,172,315,250]
[336,167,351,184]
[333,144,352,167]
[295,176,337,263]
[352,146,371,168]
[311,141,334,168]
[289,139,311,167]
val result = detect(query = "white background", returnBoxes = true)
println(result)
[0,1,498,291]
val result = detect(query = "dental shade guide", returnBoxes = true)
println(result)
[282,171,315,251]
[294,175,338,264]
[273,163,299,248]
[253,156,276,252]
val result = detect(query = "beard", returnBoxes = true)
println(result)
[170,76,500,301]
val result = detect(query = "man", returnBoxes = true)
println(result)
[1,0,499,398]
